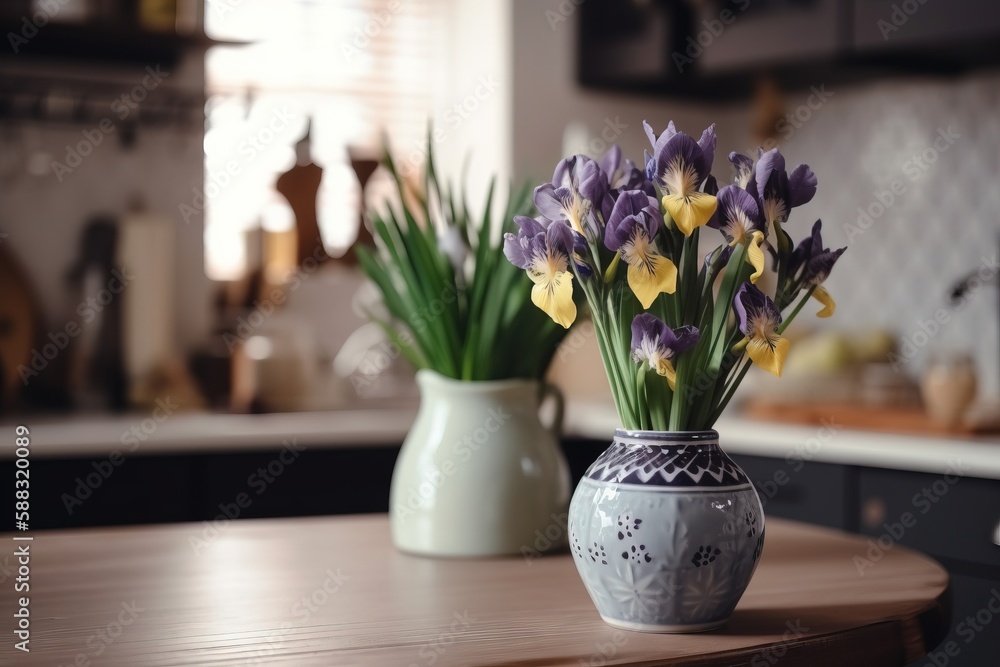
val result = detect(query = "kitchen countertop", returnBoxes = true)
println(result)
[5,400,1000,480]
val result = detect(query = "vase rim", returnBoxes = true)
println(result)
[614,428,719,442]
[415,368,541,392]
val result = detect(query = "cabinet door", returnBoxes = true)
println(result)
[729,454,853,530]
[858,467,1000,570]
[854,0,1000,51]
[697,0,842,73]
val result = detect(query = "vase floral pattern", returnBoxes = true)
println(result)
[569,429,763,633]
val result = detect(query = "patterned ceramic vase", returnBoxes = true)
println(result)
[568,429,764,633]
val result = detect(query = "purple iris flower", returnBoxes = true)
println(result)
[630,312,700,383]
[603,191,660,252]
[600,145,654,198]
[734,282,781,337]
[642,120,677,159]
[789,220,845,286]
[506,215,592,278]
[644,121,718,236]
[733,282,789,377]
[533,155,608,239]
[604,191,676,307]
[729,151,756,188]
[503,219,578,328]
[504,217,565,267]
[708,184,764,246]
[750,148,817,229]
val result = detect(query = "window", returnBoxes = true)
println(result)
[202,0,448,280]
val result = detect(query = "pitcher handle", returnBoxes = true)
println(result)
[540,383,565,438]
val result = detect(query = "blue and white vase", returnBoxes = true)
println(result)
[568,429,764,633]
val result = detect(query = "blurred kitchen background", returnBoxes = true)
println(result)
[2,1,1000,663]
[2,0,999,424]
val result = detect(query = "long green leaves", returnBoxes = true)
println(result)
[357,140,568,381]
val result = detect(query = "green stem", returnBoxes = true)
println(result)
[636,367,651,431]
[708,358,752,425]
[777,285,816,335]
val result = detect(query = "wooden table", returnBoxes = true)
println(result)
[3,515,948,666]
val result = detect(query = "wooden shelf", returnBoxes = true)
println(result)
[0,19,246,65]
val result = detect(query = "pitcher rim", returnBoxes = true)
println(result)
[416,368,541,393]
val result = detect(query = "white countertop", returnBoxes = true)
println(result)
[6,401,1000,480]
[5,409,418,459]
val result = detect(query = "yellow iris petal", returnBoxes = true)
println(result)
[747,335,790,377]
[529,270,576,329]
[658,359,677,390]
[812,285,835,318]
[747,230,766,284]
[662,192,718,237]
[627,255,677,309]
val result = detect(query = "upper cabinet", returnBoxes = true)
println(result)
[578,0,1000,100]
[852,0,1000,52]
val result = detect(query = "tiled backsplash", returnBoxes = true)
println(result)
[739,72,1000,396]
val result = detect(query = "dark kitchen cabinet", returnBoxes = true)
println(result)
[695,0,842,73]
[577,0,1000,99]
[730,453,857,531]
[855,467,1000,666]
[853,0,1000,53]
[857,467,1000,571]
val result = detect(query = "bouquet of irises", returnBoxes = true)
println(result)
[504,121,845,430]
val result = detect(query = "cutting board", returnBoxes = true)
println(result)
[742,400,1000,437]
